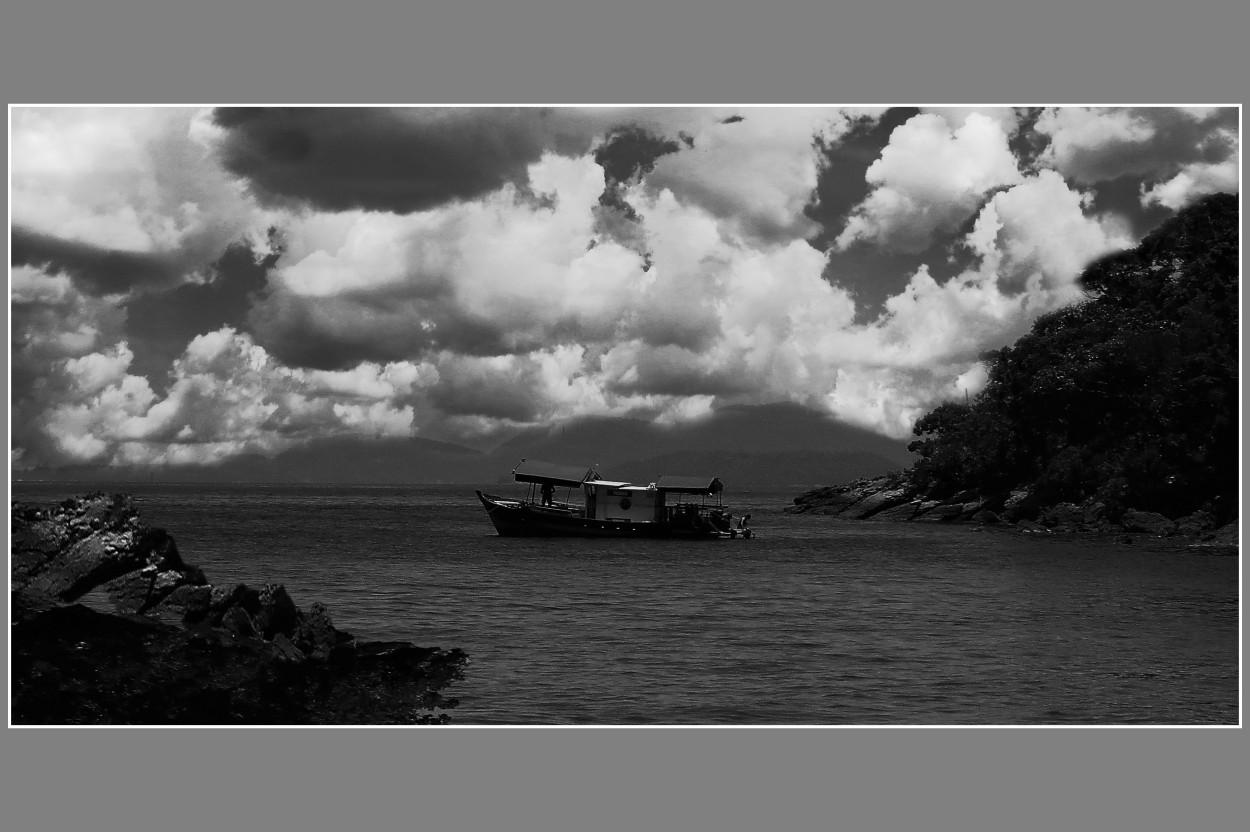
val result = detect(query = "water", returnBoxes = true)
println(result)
[11,482,1239,725]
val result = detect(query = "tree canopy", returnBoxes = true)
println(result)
[907,193,1239,521]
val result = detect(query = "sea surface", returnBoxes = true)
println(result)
[11,482,1240,725]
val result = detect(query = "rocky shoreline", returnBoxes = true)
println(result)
[786,474,1238,551]
[11,493,467,724]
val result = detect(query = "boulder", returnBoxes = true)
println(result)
[1176,510,1217,536]
[1040,502,1084,529]
[872,501,924,521]
[296,602,341,659]
[1002,490,1042,523]
[914,503,967,522]
[220,604,258,638]
[1121,509,1177,536]
[150,584,214,625]
[253,583,300,640]
[853,488,913,519]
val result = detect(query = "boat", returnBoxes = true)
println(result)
[475,459,753,539]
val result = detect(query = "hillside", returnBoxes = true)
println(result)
[797,193,1240,529]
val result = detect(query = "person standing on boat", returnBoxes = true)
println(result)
[541,482,555,506]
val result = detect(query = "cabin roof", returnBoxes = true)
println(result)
[512,459,599,487]
[586,480,631,489]
[654,476,724,494]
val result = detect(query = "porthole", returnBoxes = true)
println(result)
[619,498,632,510]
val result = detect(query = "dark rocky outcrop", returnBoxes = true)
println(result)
[11,493,467,724]
[786,473,1237,552]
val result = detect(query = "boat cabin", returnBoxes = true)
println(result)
[480,461,745,538]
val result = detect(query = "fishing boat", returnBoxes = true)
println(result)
[475,459,753,539]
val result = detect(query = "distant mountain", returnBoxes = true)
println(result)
[490,402,913,474]
[17,403,913,486]
[605,449,907,488]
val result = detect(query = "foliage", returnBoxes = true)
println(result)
[906,193,1239,519]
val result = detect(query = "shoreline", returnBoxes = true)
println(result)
[787,475,1239,555]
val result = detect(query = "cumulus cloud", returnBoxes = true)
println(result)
[10,106,1235,466]
[968,170,1135,298]
[11,107,266,294]
[1140,128,1240,209]
[15,328,434,469]
[1035,106,1240,187]
[835,112,1024,252]
[647,107,873,244]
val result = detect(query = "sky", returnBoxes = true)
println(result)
[9,105,1240,471]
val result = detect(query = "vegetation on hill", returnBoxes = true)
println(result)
[906,193,1239,522]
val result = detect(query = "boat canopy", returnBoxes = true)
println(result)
[654,476,724,495]
[512,459,599,487]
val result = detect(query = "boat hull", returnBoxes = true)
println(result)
[475,490,738,539]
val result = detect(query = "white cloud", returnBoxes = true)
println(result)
[27,328,438,467]
[1035,106,1240,189]
[14,106,1220,465]
[972,170,1135,298]
[646,108,874,244]
[1034,107,1156,183]
[10,264,129,363]
[835,113,1023,252]
[11,107,265,274]
[1141,129,1240,208]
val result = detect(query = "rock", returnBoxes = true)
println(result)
[1017,520,1048,534]
[787,475,916,516]
[971,510,1002,525]
[1080,500,1111,524]
[271,633,307,664]
[12,495,199,604]
[208,583,255,625]
[296,602,341,660]
[10,493,467,724]
[871,501,923,521]
[914,503,966,522]
[253,584,300,640]
[1176,510,1217,536]
[854,488,912,519]
[220,604,258,638]
[1002,490,1041,523]
[1194,522,1238,548]
[1121,509,1177,536]
[1040,502,1084,528]
[150,584,214,625]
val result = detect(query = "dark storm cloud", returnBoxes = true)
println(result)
[427,361,547,422]
[1008,106,1049,169]
[12,226,176,295]
[211,107,585,213]
[802,108,925,320]
[124,238,280,386]
[591,125,683,257]
[806,107,919,243]
[247,283,523,372]
[593,125,683,185]
[1085,175,1175,238]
